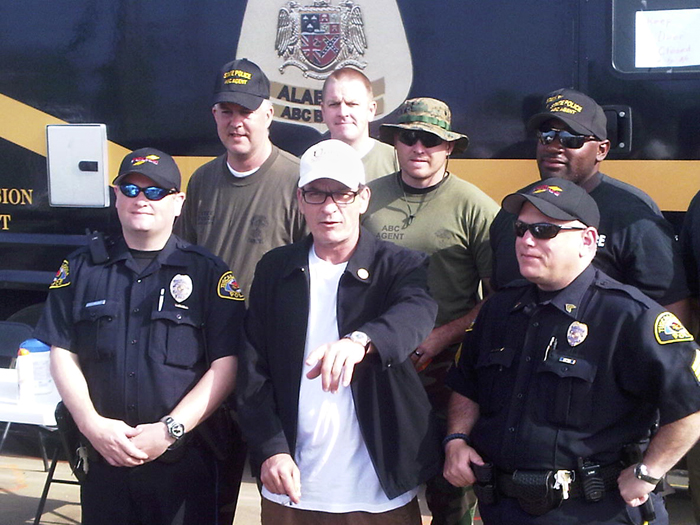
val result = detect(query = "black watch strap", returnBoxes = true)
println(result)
[160,415,185,444]
[634,463,661,485]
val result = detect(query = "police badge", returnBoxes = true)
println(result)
[170,274,193,303]
[567,321,588,347]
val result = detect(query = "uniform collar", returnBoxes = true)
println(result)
[545,266,596,318]
[511,265,596,319]
[109,235,190,269]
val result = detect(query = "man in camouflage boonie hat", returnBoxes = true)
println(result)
[365,97,498,524]
[379,97,469,154]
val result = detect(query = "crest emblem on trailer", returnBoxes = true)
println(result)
[276,1,367,79]
[238,0,412,131]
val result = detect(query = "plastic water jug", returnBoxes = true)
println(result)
[17,338,53,401]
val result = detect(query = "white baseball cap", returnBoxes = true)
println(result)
[298,139,366,190]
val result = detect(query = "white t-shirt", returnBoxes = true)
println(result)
[226,162,259,178]
[262,246,417,512]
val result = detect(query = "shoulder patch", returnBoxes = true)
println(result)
[217,271,245,301]
[49,260,71,289]
[654,312,694,345]
[691,349,700,383]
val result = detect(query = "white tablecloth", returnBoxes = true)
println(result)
[0,369,61,426]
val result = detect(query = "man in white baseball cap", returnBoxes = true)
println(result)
[238,139,442,524]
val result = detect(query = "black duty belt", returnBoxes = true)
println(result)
[496,463,622,500]
[472,460,627,515]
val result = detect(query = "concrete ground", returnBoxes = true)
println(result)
[0,426,697,524]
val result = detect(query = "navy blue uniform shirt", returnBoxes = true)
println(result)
[35,234,245,427]
[447,266,700,472]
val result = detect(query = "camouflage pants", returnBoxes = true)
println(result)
[421,343,477,525]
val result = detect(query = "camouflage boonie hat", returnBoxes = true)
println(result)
[380,97,469,153]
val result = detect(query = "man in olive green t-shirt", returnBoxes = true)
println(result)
[363,97,498,525]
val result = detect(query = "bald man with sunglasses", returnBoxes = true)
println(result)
[444,177,700,525]
[490,88,690,324]
[35,148,245,525]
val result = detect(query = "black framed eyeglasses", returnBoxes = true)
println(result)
[514,220,586,240]
[397,129,444,148]
[118,183,177,201]
[537,129,596,149]
[301,189,359,206]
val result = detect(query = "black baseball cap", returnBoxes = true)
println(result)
[213,58,270,111]
[113,148,181,191]
[527,88,607,140]
[502,177,600,228]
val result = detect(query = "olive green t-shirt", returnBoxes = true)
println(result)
[361,139,399,182]
[363,172,498,326]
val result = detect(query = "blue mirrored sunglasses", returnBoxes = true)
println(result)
[118,183,177,201]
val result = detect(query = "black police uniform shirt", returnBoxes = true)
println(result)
[35,235,245,427]
[447,266,700,473]
[490,174,689,305]
[681,188,700,298]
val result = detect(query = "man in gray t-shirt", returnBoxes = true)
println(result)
[175,58,305,298]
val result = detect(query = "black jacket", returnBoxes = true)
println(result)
[237,228,441,499]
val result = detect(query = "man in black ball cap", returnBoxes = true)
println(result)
[36,148,245,525]
[175,58,305,298]
[444,177,700,525]
[489,88,690,325]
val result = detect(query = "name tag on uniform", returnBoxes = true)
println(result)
[85,300,106,308]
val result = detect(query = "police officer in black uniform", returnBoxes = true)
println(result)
[35,148,245,525]
[444,177,700,524]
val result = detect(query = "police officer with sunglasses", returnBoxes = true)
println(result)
[35,148,245,525]
[489,88,690,326]
[444,177,700,525]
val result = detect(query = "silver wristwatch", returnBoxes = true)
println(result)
[160,415,185,448]
[344,331,371,352]
[633,463,661,485]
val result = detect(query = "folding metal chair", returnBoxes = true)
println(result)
[33,402,82,524]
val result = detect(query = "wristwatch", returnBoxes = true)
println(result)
[634,463,661,485]
[344,331,372,353]
[160,415,185,447]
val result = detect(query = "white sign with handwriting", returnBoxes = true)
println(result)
[636,9,700,68]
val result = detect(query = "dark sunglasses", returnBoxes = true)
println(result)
[397,129,444,148]
[118,183,177,201]
[537,129,596,149]
[514,219,586,240]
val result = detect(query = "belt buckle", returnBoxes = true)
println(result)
[553,470,575,500]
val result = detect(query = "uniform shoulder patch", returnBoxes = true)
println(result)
[49,260,71,289]
[691,349,700,383]
[654,312,694,345]
[217,271,245,301]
